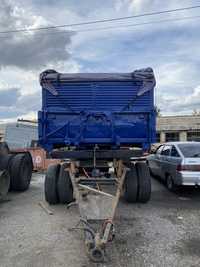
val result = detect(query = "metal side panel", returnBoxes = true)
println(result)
[43,81,152,112]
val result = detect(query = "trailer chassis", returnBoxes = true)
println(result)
[45,147,151,262]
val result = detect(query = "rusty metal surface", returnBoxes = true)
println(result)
[11,147,60,171]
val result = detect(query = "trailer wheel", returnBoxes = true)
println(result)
[0,142,9,155]
[0,170,10,200]
[136,162,151,203]
[57,163,73,204]
[123,166,138,203]
[0,154,15,171]
[9,153,33,191]
[45,164,60,204]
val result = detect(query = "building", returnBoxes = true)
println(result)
[0,120,38,149]
[156,115,200,143]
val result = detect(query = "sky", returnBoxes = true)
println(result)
[0,0,200,122]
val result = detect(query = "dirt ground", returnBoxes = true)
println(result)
[1,173,200,267]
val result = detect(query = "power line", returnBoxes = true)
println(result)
[1,14,199,40]
[0,4,200,35]
[75,14,200,33]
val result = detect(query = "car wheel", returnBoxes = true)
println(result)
[146,161,154,176]
[166,175,176,192]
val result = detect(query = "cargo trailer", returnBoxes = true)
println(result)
[38,67,156,262]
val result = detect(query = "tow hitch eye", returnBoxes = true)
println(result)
[88,247,105,262]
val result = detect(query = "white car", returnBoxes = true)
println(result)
[147,142,200,191]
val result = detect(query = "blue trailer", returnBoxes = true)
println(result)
[39,67,156,262]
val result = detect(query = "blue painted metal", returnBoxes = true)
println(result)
[38,69,156,152]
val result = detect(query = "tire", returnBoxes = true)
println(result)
[57,163,73,204]
[0,142,9,156]
[0,170,10,199]
[146,161,154,176]
[45,164,60,204]
[0,154,15,171]
[123,166,138,203]
[9,153,33,191]
[166,175,176,192]
[136,162,151,203]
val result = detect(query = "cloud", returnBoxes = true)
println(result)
[156,62,198,93]
[17,92,41,113]
[0,32,73,69]
[0,88,20,106]
[0,88,40,120]
[0,0,74,69]
[158,85,200,115]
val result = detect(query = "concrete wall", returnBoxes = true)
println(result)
[156,115,200,143]
[157,115,200,132]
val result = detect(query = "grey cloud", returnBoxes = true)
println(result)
[0,0,74,69]
[0,86,40,119]
[0,0,16,29]
[17,92,41,112]
[157,85,200,115]
[0,109,20,119]
[0,88,20,106]
[20,0,115,16]
[0,32,73,69]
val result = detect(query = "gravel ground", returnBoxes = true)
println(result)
[1,173,200,267]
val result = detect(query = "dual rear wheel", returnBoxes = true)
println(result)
[123,162,151,203]
[45,163,73,205]
[0,152,33,199]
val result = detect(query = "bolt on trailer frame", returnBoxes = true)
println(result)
[39,68,156,262]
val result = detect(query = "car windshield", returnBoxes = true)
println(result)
[178,143,200,158]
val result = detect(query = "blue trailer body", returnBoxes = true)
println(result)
[38,68,156,152]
